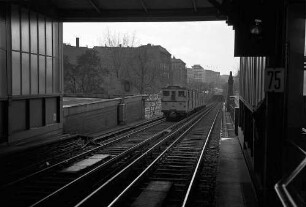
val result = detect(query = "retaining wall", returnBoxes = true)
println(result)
[63,95,146,135]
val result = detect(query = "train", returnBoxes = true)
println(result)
[161,85,206,120]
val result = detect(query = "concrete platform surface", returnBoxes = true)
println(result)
[216,110,258,207]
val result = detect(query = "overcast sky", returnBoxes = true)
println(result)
[63,21,239,75]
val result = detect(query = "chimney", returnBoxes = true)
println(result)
[76,37,79,48]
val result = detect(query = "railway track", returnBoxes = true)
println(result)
[0,134,83,185]
[69,103,221,207]
[0,116,164,187]
[0,106,212,207]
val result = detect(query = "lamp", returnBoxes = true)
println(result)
[250,19,262,35]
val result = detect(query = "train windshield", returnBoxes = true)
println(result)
[178,91,185,97]
[163,91,170,96]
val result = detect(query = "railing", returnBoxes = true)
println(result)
[227,96,239,135]
[275,140,306,207]
[275,56,306,206]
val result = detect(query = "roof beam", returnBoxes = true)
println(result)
[207,0,222,11]
[140,0,148,14]
[59,8,226,22]
[87,0,102,14]
[191,0,197,12]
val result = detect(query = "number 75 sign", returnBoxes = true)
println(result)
[265,68,284,92]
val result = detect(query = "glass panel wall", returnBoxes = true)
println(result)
[10,6,62,96]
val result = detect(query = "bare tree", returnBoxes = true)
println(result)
[128,47,157,94]
[103,30,138,79]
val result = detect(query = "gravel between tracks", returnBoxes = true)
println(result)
[187,109,222,207]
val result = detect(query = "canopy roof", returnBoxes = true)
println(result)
[8,0,226,22]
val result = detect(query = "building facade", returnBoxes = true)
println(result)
[171,57,187,87]
[186,67,194,84]
[63,41,172,95]
[203,69,220,85]
[191,64,205,83]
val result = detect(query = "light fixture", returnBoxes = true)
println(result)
[250,19,262,35]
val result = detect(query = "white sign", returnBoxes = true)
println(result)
[265,68,284,92]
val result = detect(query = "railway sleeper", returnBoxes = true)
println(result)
[131,181,172,207]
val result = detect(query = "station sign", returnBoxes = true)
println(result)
[265,68,284,92]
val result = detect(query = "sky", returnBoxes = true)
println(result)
[63,21,239,75]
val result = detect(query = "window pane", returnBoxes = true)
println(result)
[53,22,58,57]
[46,19,52,56]
[53,58,59,93]
[22,53,29,95]
[38,16,45,55]
[0,8,6,50]
[31,54,38,94]
[303,70,306,96]
[21,9,29,52]
[0,50,6,97]
[178,91,185,97]
[39,55,45,94]
[30,12,37,53]
[46,57,52,93]
[12,51,20,95]
[163,91,169,96]
[11,6,20,51]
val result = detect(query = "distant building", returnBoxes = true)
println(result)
[171,57,187,87]
[220,74,230,85]
[63,40,172,95]
[186,67,194,84]
[192,64,205,83]
[203,69,220,85]
[137,44,172,90]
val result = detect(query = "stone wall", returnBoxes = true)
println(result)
[63,95,146,135]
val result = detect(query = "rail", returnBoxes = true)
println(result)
[182,108,220,206]
[275,140,306,207]
[76,104,218,207]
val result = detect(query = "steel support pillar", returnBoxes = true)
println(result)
[264,1,305,206]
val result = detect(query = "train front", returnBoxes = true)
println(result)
[161,86,188,120]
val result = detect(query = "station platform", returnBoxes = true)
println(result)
[216,108,258,207]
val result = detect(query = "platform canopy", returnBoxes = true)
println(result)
[6,0,227,22]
